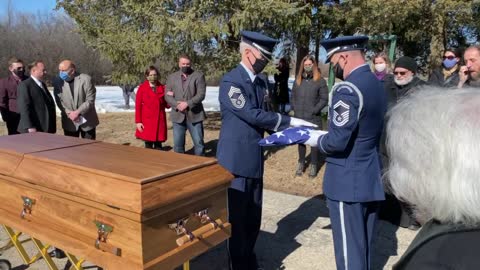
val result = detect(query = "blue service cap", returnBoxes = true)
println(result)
[241,30,278,60]
[320,36,369,63]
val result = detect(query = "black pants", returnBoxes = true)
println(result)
[144,141,162,150]
[228,177,263,270]
[64,128,96,140]
[298,143,319,165]
[2,112,20,135]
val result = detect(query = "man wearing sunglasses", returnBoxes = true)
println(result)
[0,57,27,135]
[385,56,426,107]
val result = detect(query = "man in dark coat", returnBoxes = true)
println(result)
[217,31,316,270]
[384,56,427,107]
[381,56,426,230]
[17,61,56,134]
[305,36,387,270]
[0,57,27,134]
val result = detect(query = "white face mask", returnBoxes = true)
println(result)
[394,75,414,86]
[374,63,387,72]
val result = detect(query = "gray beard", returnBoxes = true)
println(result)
[395,75,414,86]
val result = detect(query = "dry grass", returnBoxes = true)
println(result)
[0,112,325,197]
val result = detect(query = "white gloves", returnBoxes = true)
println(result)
[304,130,328,147]
[289,117,318,128]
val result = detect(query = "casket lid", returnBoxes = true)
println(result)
[0,133,232,215]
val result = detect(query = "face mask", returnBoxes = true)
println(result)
[442,59,457,69]
[304,66,313,73]
[59,71,71,81]
[333,60,344,80]
[249,53,269,74]
[181,66,192,74]
[13,69,25,79]
[147,75,158,82]
[394,75,414,86]
[374,63,387,73]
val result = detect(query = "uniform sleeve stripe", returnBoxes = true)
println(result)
[319,134,329,154]
[273,113,282,132]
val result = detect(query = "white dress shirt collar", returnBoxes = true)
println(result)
[31,76,44,89]
[240,62,256,82]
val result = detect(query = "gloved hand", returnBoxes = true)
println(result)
[289,117,318,128]
[304,130,328,147]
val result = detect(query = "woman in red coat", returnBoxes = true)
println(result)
[135,66,169,149]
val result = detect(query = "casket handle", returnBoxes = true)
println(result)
[194,208,219,229]
[93,220,121,256]
[20,196,35,219]
[168,216,195,243]
[175,219,225,247]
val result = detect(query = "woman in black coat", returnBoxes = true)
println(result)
[428,48,462,88]
[290,55,328,178]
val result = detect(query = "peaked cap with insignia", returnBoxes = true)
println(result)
[241,30,278,60]
[320,36,369,63]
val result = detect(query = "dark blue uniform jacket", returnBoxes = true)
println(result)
[318,64,387,202]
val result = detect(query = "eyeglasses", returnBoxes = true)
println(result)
[443,56,456,60]
[393,71,407,76]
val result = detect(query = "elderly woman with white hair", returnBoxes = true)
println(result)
[386,88,480,269]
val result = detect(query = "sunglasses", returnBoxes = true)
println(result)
[393,71,408,76]
[443,56,456,60]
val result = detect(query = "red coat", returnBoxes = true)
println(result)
[135,80,169,142]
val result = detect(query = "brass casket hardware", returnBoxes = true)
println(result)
[93,220,121,256]
[20,196,35,219]
[168,216,195,244]
[194,208,219,229]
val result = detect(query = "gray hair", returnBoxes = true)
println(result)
[386,88,480,226]
[239,41,255,54]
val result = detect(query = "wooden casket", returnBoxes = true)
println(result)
[0,133,233,269]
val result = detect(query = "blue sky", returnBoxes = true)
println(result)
[0,0,58,18]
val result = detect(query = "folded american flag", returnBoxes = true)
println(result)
[259,127,315,146]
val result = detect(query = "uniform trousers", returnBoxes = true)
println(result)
[228,176,263,270]
[327,198,380,270]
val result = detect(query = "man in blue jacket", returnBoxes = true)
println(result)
[306,36,387,270]
[217,31,316,270]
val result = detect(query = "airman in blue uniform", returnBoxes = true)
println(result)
[217,31,317,270]
[306,36,387,270]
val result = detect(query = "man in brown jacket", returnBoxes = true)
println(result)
[0,58,27,135]
[165,54,206,156]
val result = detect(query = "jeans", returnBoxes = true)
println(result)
[172,120,204,156]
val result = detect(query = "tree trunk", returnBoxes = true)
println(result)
[428,3,446,71]
[295,32,310,76]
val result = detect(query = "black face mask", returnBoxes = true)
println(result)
[251,55,269,74]
[13,69,25,79]
[181,66,192,74]
[333,61,344,81]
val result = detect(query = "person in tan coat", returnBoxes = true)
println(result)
[53,60,99,139]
